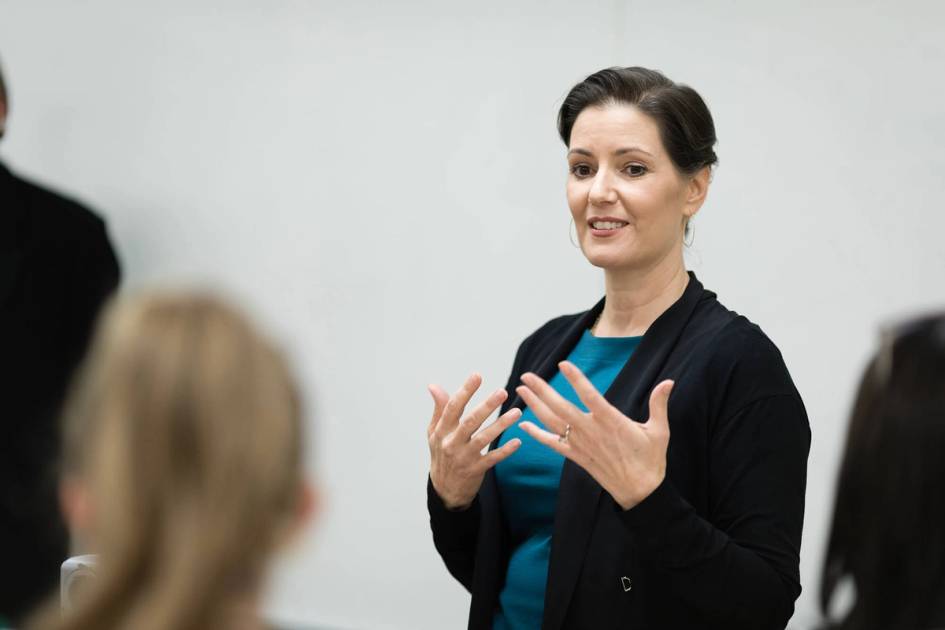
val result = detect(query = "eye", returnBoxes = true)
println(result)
[570,163,594,179]
[624,163,648,177]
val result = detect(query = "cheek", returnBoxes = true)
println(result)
[566,181,587,216]
[620,183,681,227]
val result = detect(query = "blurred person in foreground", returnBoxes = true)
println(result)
[26,292,318,630]
[820,313,945,630]
[0,58,120,622]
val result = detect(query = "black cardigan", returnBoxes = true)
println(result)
[428,273,810,630]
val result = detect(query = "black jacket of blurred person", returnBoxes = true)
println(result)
[0,63,120,623]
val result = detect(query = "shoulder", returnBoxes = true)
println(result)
[709,310,784,363]
[11,168,109,237]
[713,315,793,388]
[684,290,791,384]
[692,303,806,423]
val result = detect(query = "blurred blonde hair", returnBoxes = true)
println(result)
[31,291,305,630]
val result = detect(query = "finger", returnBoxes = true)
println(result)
[427,384,450,437]
[558,361,613,417]
[478,436,521,471]
[439,373,483,434]
[518,421,572,459]
[644,380,675,434]
[520,372,585,425]
[458,388,509,441]
[472,406,522,449]
[516,384,569,435]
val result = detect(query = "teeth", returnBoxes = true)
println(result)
[592,221,627,230]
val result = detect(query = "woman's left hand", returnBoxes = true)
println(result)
[517,361,675,510]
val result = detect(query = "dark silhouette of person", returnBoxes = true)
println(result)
[0,58,120,623]
[819,313,945,630]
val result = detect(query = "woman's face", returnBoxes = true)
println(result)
[566,103,707,273]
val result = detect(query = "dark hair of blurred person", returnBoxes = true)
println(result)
[820,313,945,630]
[27,291,317,630]
[0,56,120,624]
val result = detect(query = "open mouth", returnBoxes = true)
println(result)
[590,220,628,230]
[587,218,629,236]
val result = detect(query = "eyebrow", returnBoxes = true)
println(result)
[568,146,655,158]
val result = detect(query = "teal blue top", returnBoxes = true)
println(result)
[492,329,642,630]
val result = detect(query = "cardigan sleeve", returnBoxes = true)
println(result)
[617,393,810,629]
[428,476,482,592]
[427,328,535,592]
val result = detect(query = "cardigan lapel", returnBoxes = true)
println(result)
[541,271,709,630]
[541,457,604,630]
[603,272,709,419]
[476,304,602,630]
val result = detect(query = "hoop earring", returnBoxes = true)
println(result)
[569,217,580,248]
[684,222,695,247]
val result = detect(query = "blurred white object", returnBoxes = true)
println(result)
[60,554,97,611]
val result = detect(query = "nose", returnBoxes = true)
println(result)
[588,169,618,206]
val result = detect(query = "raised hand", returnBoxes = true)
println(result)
[427,373,523,510]
[516,361,674,510]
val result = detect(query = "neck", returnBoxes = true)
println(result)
[594,252,689,337]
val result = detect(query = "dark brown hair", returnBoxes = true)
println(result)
[557,66,717,175]
[821,313,945,629]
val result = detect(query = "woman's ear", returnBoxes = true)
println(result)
[684,166,711,220]
[283,480,320,547]
[298,480,320,529]
[60,475,92,535]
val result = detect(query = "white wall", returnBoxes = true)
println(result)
[1,1,943,628]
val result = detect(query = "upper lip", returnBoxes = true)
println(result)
[587,216,630,226]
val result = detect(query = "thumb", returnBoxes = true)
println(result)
[427,384,450,435]
[645,380,674,434]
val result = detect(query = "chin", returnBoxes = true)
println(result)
[581,250,637,270]
[580,241,639,270]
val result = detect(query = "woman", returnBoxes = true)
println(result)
[28,292,316,630]
[820,314,945,630]
[426,67,810,629]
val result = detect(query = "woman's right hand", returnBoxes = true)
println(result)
[427,373,523,510]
